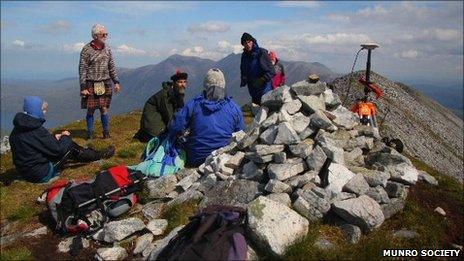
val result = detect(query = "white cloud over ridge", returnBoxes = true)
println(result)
[188,21,231,34]
[62,42,85,53]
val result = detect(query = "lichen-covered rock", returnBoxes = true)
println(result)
[330,106,358,130]
[343,173,370,195]
[381,198,405,219]
[146,175,178,199]
[349,166,389,187]
[261,85,292,110]
[200,180,261,208]
[274,122,301,145]
[306,145,327,172]
[267,159,306,181]
[265,179,292,193]
[247,196,309,256]
[291,81,326,96]
[385,181,407,198]
[266,193,291,207]
[252,144,285,156]
[147,219,168,236]
[291,112,311,134]
[133,233,154,255]
[299,95,326,114]
[323,88,342,109]
[241,161,264,182]
[95,247,127,261]
[293,189,331,221]
[365,186,390,204]
[326,163,356,195]
[260,125,279,145]
[103,218,146,243]
[282,98,302,115]
[309,110,337,131]
[332,195,385,233]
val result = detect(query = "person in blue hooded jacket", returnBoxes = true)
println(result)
[168,69,245,167]
[9,96,115,183]
[240,32,276,105]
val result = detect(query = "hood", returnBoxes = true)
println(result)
[199,94,231,112]
[13,112,45,131]
[244,41,260,54]
[23,96,45,119]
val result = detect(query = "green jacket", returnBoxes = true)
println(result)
[140,84,178,137]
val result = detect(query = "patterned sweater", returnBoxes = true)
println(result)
[79,43,119,88]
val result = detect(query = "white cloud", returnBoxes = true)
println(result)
[188,21,230,34]
[217,40,242,54]
[12,40,25,47]
[181,46,205,56]
[276,1,320,8]
[62,42,85,53]
[116,44,147,56]
[395,50,419,59]
[299,33,371,45]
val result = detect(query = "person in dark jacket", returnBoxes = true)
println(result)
[240,32,276,105]
[168,69,244,167]
[9,96,115,183]
[134,70,188,142]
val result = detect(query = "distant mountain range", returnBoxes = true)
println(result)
[1,53,340,132]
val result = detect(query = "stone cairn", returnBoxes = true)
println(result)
[69,79,439,260]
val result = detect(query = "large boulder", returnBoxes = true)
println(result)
[365,186,390,204]
[306,145,327,172]
[282,98,302,115]
[291,112,311,134]
[332,195,385,233]
[349,166,389,187]
[200,180,261,208]
[381,198,405,219]
[247,196,309,256]
[309,110,337,131]
[260,125,279,145]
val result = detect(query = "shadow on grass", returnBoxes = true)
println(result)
[0,168,21,186]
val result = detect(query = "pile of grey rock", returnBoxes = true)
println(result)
[83,79,439,260]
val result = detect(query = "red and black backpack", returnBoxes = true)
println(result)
[43,165,146,235]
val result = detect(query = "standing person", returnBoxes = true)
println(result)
[134,70,188,142]
[269,51,286,89]
[9,96,115,183]
[168,69,244,167]
[240,32,276,105]
[79,24,121,139]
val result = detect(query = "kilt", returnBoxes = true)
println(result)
[81,79,113,110]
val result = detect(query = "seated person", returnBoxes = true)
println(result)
[134,70,188,142]
[167,69,245,167]
[9,96,115,183]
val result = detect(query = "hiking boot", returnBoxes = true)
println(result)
[87,131,94,140]
[103,131,111,139]
[97,146,115,159]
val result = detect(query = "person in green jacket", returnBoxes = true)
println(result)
[134,70,188,142]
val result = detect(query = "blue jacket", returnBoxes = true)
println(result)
[240,42,276,102]
[168,94,245,167]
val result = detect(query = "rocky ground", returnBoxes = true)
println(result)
[1,79,463,260]
[330,71,463,182]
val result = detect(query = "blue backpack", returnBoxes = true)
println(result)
[129,136,186,177]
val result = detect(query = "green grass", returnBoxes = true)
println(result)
[0,246,34,260]
[161,200,200,234]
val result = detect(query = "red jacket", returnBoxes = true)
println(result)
[271,60,285,89]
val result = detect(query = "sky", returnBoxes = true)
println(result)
[1,1,463,85]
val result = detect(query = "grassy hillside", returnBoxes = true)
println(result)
[0,110,462,260]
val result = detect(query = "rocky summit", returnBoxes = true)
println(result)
[131,78,430,258]
[7,77,445,260]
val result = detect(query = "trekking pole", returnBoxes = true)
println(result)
[77,175,147,209]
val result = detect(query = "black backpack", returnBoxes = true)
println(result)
[156,205,248,261]
[43,165,146,235]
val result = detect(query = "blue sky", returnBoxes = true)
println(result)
[1,1,463,85]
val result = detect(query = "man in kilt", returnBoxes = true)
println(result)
[79,24,121,139]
